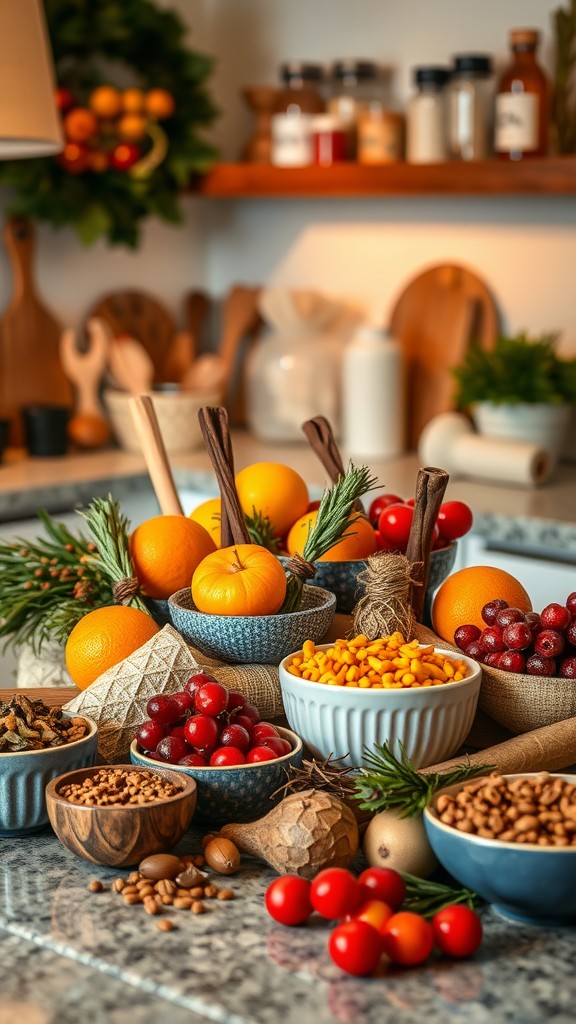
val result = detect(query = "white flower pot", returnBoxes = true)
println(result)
[472,402,573,468]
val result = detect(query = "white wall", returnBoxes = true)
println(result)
[0,0,574,350]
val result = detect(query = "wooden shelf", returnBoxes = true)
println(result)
[196,157,576,198]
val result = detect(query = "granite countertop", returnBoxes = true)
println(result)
[1,826,575,1024]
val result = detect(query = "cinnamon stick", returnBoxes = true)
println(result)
[405,466,449,623]
[197,406,250,547]
[302,416,364,512]
[424,716,576,776]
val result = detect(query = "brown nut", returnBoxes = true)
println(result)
[138,854,184,881]
[203,837,241,875]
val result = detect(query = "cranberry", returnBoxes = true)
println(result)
[136,719,166,752]
[454,624,481,651]
[259,736,291,757]
[566,619,576,647]
[499,650,526,673]
[526,653,557,676]
[155,735,190,764]
[226,690,247,713]
[234,713,255,733]
[220,723,251,751]
[484,652,504,668]
[240,703,261,726]
[146,694,181,725]
[540,603,571,631]
[464,641,485,662]
[495,607,526,628]
[183,714,219,751]
[566,593,576,617]
[481,599,509,625]
[534,629,565,659]
[246,746,277,763]
[210,746,246,766]
[178,753,208,767]
[480,626,506,653]
[184,672,218,696]
[560,657,576,679]
[525,611,542,637]
[195,681,229,717]
[251,722,280,741]
[169,724,189,742]
[171,690,196,716]
[502,622,532,651]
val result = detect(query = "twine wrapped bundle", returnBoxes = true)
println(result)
[63,624,284,763]
[353,551,416,639]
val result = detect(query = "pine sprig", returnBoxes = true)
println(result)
[402,871,481,917]
[77,497,149,615]
[281,464,378,613]
[354,741,493,817]
[244,507,280,554]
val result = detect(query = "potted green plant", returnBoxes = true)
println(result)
[452,332,576,466]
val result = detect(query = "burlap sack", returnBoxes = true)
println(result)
[63,624,284,763]
[414,622,576,736]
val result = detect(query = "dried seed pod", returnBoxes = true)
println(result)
[175,865,207,888]
[203,837,241,875]
[221,789,359,879]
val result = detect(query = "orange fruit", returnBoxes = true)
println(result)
[121,88,145,113]
[192,544,287,617]
[144,88,175,119]
[89,85,122,118]
[235,462,309,537]
[130,515,216,600]
[117,113,148,140]
[65,605,160,690]
[189,498,221,547]
[432,565,532,644]
[63,107,98,142]
[286,510,377,561]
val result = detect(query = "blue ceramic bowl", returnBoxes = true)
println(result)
[168,584,336,664]
[424,773,576,925]
[279,542,457,618]
[130,726,303,824]
[0,715,98,837]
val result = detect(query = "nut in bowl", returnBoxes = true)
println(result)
[424,773,576,926]
[45,764,197,867]
[278,634,481,768]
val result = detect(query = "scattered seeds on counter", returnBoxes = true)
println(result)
[88,880,104,893]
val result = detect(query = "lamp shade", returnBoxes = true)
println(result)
[0,0,63,158]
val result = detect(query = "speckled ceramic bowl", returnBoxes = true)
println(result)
[424,773,576,926]
[168,584,336,664]
[279,542,457,618]
[130,726,304,823]
[0,715,98,837]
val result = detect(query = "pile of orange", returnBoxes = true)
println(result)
[432,565,532,644]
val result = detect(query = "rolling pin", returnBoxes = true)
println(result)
[418,412,550,487]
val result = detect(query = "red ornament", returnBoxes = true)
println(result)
[58,142,89,174]
[110,142,141,171]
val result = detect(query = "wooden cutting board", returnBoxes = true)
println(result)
[0,217,74,446]
[389,263,500,450]
[87,289,175,383]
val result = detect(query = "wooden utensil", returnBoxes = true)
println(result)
[197,405,250,548]
[88,289,175,382]
[108,336,155,395]
[389,263,499,449]
[301,415,364,512]
[0,217,73,446]
[128,395,184,515]
[162,330,195,384]
[59,318,110,423]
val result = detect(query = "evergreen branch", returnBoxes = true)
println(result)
[76,496,149,615]
[402,872,482,917]
[244,507,280,553]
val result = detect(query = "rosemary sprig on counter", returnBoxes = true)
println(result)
[402,871,481,917]
[76,497,148,614]
[281,463,378,613]
[354,741,493,817]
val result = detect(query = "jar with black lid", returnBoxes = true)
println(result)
[406,66,451,164]
[271,62,325,167]
[448,54,494,160]
[328,60,380,157]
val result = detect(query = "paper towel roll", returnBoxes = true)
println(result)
[418,413,550,486]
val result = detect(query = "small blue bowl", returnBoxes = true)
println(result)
[424,773,576,926]
[130,726,304,824]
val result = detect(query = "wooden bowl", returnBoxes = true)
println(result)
[46,764,197,867]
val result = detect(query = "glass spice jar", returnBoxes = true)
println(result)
[406,66,451,164]
[271,62,325,168]
[327,60,380,158]
[448,54,494,161]
[494,28,550,160]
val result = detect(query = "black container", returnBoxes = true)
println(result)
[23,405,69,457]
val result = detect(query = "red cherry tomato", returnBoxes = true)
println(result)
[436,500,474,541]
[328,919,383,977]
[357,866,406,909]
[265,875,312,926]
[310,868,361,920]
[377,503,414,553]
[432,904,483,958]
[381,911,435,967]
[368,494,405,528]
[348,899,394,937]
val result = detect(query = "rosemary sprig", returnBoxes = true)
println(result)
[244,507,280,554]
[77,496,148,615]
[402,871,481,917]
[354,741,493,817]
[281,463,378,612]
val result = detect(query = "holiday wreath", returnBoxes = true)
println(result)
[0,0,218,248]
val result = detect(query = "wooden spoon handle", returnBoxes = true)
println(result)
[405,466,449,622]
[302,415,364,513]
[197,405,250,547]
[129,395,184,515]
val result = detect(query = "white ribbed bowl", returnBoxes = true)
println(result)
[278,646,481,769]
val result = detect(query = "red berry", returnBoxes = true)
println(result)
[136,719,166,751]
[171,690,196,716]
[560,657,576,678]
[495,607,526,628]
[184,672,218,696]
[481,599,509,625]
[146,694,181,725]
[155,735,189,764]
[566,593,576,617]
[526,653,556,676]
[525,611,542,637]
[226,690,247,712]
[183,714,219,751]
[210,746,246,766]
[499,650,526,673]
[534,629,565,659]
[178,753,208,766]
[540,603,571,631]
[464,641,485,662]
[502,622,532,651]
[246,746,277,763]
[480,626,505,653]
[259,735,291,757]
[484,652,504,668]
[241,703,261,726]
[251,722,280,741]
[566,620,576,647]
[220,723,251,751]
[195,681,229,717]
[233,714,255,733]
[454,624,480,651]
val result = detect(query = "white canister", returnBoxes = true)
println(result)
[341,324,405,459]
[271,111,314,167]
[406,66,451,164]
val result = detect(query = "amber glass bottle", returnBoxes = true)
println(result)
[494,28,549,160]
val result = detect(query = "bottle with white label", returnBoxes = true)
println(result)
[341,324,405,459]
[494,28,549,160]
